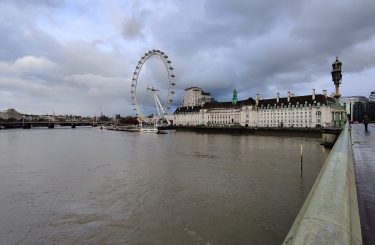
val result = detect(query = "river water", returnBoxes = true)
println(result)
[0,127,329,245]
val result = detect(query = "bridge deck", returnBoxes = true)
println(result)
[352,123,375,245]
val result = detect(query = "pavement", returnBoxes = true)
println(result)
[351,123,375,245]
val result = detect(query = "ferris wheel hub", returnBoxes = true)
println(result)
[147,86,159,92]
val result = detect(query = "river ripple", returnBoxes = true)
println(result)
[0,127,329,244]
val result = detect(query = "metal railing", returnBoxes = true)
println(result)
[283,123,362,244]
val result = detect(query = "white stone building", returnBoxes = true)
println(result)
[182,87,214,107]
[0,108,23,120]
[173,89,337,128]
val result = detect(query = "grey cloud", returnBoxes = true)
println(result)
[1,0,375,115]
[56,40,129,77]
[64,73,129,97]
[160,0,375,100]
[0,77,58,98]
[0,2,61,62]
[122,17,144,39]
[0,1,134,115]
[10,0,63,7]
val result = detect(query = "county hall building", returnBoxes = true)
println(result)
[173,88,336,128]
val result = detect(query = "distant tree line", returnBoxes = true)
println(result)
[116,115,139,125]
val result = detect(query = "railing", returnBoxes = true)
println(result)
[283,123,362,245]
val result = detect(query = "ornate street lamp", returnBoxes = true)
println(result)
[330,57,345,128]
[331,56,342,99]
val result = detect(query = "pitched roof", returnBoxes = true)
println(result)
[203,97,255,109]
[174,106,202,114]
[184,86,201,91]
[174,94,334,114]
[257,94,334,107]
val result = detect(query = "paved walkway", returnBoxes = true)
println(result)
[351,123,375,245]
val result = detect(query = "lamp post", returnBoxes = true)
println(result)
[331,57,342,99]
[331,57,345,128]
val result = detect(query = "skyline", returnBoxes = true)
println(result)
[1,0,375,116]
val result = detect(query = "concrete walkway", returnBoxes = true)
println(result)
[351,123,375,245]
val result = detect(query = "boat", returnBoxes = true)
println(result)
[140,127,158,133]
[107,126,140,132]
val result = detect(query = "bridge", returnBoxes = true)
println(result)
[283,123,374,245]
[0,120,100,129]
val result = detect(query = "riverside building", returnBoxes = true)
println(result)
[182,87,215,107]
[173,89,337,128]
[340,96,369,122]
[0,108,23,120]
[369,91,375,102]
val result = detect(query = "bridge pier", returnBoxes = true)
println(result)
[321,127,342,148]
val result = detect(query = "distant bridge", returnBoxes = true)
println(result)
[0,120,105,129]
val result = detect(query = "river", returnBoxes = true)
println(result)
[0,127,329,244]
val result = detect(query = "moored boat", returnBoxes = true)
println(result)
[140,127,158,133]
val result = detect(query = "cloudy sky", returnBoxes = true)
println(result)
[1,0,375,116]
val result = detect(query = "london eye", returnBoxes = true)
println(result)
[130,49,176,126]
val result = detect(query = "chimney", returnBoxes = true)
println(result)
[276,93,280,103]
[322,90,327,98]
[256,93,259,106]
[312,89,316,100]
[287,91,291,102]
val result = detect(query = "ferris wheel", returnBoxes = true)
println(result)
[130,49,176,125]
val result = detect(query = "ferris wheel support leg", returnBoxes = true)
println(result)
[153,93,161,116]
[155,94,171,125]
[155,94,165,116]
[155,93,170,125]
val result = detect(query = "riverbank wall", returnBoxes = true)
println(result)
[161,126,322,137]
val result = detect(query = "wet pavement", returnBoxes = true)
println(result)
[351,123,375,245]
